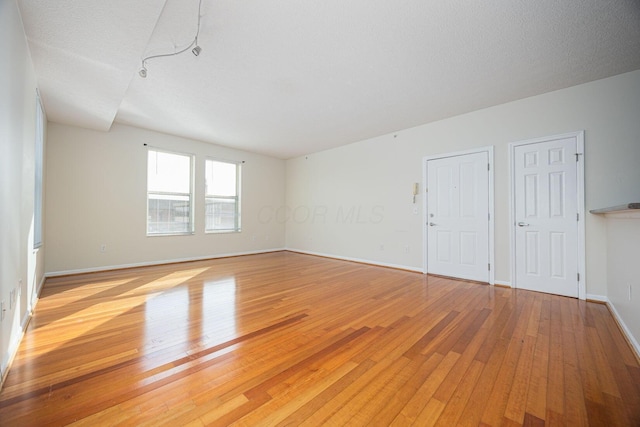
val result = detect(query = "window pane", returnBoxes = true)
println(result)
[148,150,191,193]
[148,194,191,234]
[147,148,193,235]
[206,160,236,197]
[206,198,237,231]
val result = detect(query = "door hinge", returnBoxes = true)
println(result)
[488,213,491,221]
[577,272,580,282]
[487,163,490,171]
[577,212,579,221]
[488,263,491,271]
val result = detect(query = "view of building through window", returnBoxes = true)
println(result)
[147,149,193,235]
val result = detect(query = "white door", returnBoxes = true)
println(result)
[427,152,490,282]
[513,136,580,297]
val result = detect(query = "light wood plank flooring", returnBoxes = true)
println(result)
[1,251,639,426]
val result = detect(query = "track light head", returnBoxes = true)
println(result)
[139,0,203,76]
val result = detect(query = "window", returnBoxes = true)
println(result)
[147,149,193,235]
[34,92,45,249]
[205,159,240,232]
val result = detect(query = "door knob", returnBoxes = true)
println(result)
[517,222,530,227]
[429,222,437,226]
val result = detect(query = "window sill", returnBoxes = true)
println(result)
[147,232,195,237]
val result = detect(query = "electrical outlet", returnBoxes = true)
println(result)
[100,244,107,253]
[404,245,410,253]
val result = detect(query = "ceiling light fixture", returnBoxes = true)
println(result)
[139,0,203,78]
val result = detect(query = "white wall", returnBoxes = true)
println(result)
[0,0,45,381]
[603,212,640,355]
[285,70,640,298]
[45,123,286,273]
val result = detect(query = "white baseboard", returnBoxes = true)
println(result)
[1,312,30,391]
[285,248,423,273]
[1,273,47,390]
[45,248,286,277]
[36,274,46,294]
[7,251,639,389]
[494,280,512,288]
[586,293,608,303]
[605,298,640,360]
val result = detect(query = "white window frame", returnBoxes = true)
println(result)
[34,91,45,249]
[146,148,194,236]
[205,158,241,233]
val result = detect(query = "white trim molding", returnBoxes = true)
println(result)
[606,298,640,360]
[1,277,46,391]
[285,248,423,273]
[586,294,608,303]
[494,280,512,288]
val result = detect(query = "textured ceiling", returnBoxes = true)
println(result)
[18,0,640,159]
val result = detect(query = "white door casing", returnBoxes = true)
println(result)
[423,148,494,283]
[510,132,585,299]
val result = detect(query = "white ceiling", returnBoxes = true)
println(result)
[18,0,640,159]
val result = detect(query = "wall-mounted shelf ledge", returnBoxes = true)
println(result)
[590,203,640,214]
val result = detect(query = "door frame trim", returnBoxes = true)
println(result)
[508,131,586,299]
[422,146,495,285]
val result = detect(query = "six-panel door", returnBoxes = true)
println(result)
[513,137,579,297]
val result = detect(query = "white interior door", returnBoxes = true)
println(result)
[427,152,490,282]
[513,136,580,297]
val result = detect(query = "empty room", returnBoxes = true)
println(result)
[2,0,640,425]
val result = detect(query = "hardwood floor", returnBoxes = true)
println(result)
[1,251,639,426]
